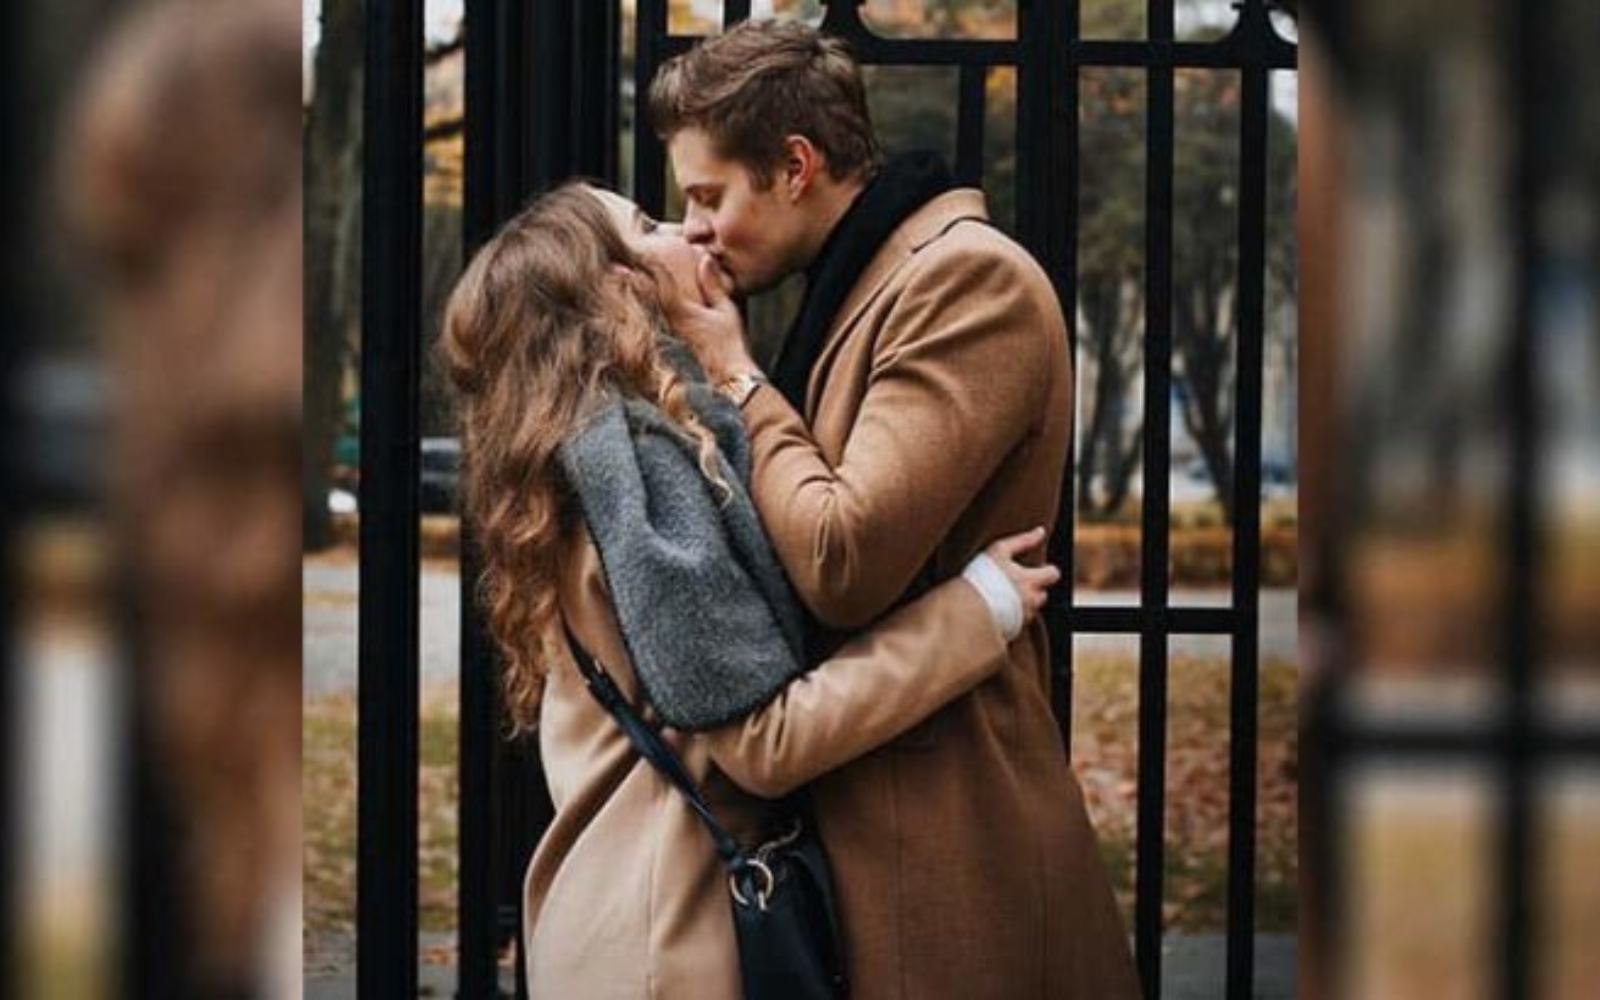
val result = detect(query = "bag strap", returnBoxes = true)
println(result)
[562,622,746,868]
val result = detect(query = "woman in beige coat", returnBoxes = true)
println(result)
[438,183,1059,998]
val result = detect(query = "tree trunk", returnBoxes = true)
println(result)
[303,0,363,550]
[1077,280,1127,519]
[1175,280,1235,522]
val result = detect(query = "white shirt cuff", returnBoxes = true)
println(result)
[961,552,1023,642]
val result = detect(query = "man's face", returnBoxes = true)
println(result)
[667,126,807,296]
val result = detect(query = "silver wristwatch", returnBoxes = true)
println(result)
[716,370,768,409]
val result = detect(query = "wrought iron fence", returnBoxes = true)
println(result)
[354,2,1295,997]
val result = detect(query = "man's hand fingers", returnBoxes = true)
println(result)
[1022,564,1062,593]
[697,254,734,309]
[987,525,1048,561]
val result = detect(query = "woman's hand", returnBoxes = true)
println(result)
[981,526,1061,628]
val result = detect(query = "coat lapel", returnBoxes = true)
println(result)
[802,190,993,418]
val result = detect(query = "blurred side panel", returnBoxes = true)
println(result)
[1302,0,1600,997]
[10,0,122,996]
[58,1,304,997]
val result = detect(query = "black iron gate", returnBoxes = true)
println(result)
[354,2,1295,997]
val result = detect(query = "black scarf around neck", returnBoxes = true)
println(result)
[770,151,955,409]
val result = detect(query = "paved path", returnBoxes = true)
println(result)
[1077,587,1299,662]
[303,555,462,697]
[1161,933,1297,998]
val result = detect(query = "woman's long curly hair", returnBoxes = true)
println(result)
[437,183,718,734]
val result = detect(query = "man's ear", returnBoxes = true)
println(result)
[781,135,823,202]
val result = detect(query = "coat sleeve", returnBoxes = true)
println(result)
[699,575,1007,798]
[742,236,1059,628]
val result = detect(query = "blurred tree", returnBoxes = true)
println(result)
[1171,70,1247,520]
[304,0,362,549]
[1170,69,1299,521]
[1074,0,1299,520]
[360,0,1298,527]
[420,204,463,437]
[1077,64,1147,518]
[420,38,464,440]
[305,7,465,531]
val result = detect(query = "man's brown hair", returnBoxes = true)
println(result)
[648,19,883,188]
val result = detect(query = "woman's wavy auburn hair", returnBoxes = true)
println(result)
[437,183,716,734]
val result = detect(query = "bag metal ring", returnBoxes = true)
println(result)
[729,858,776,912]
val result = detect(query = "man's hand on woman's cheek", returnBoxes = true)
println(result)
[662,254,756,383]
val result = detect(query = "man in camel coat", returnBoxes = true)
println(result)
[652,19,1139,1000]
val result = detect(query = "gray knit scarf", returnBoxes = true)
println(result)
[557,343,808,731]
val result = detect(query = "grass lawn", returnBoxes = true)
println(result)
[304,691,462,942]
[1071,652,1299,933]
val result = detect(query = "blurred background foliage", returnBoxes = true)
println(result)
[302,0,1300,558]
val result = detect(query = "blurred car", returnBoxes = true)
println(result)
[326,487,358,515]
[324,435,462,514]
[16,354,107,513]
[1260,459,1296,499]
[419,436,461,514]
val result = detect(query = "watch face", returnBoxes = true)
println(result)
[733,377,755,404]
[717,372,764,408]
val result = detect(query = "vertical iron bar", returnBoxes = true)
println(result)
[1226,59,1268,1000]
[574,0,621,184]
[3,6,25,987]
[358,0,424,994]
[956,64,986,187]
[1136,1,1176,995]
[494,0,532,216]
[1,142,12,1000]
[1016,0,1052,269]
[1296,29,1343,996]
[505,742,550,1000]
[493,6,544,994]
[462,0,497,248]
[1307,665,1344,998]
[456,484,499,992]
[1055,0,1083,745]
[499,9,566,996]
[1057,0,1081,314]
[529,0,621,191]
[459,1,502,995]
[820,0,868,38]
[1049,0,1084,745]
[1026,0,1076,745]
[635,0,668,215]
[1500,2,1544,997]
[530,0,575,194]
[128,625,191,996]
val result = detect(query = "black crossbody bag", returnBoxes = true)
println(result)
[564,626,849,1000]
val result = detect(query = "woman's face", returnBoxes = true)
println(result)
[588,187,704,308]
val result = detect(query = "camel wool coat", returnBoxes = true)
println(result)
[522,532,1011,998]
[737,189,1141,999]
